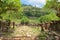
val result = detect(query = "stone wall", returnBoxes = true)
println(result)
[0,20,10,32]
[0,36,34,40]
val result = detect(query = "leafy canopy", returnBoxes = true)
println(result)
[0,0,22,20]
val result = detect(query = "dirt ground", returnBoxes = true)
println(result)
[11,26,41,38]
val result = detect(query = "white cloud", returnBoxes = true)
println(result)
[21,0,46,8]
[27,0,46,4]
[58,0,60,2]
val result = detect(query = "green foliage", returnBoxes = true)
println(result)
[0,0,21,13]
[0,0,22,21]
[22,4,60,24]
[1,11,23,20]
[0,0,60,24]
[38,32,47,40]
[21,16,29,24]
[45,0,57,9]
[39,11,59,22]
[22,5,49,17]
[44,0,60,16]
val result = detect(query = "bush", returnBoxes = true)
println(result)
[21,16,29,25]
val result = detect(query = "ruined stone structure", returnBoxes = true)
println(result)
[0,20,10,32]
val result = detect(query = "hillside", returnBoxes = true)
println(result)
[22,4,50,17]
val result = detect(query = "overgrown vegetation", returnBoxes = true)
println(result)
[0,0,60,23]
[0,0,60,39]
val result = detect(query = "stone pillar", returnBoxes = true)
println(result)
[13,22,15,29]
[0,21,1,28]
[0,20,2,32]
[41,22,45,32]
[6,20,11,32]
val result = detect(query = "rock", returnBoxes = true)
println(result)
[26,33,31,37]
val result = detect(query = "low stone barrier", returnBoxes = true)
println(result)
[0,20,10,32]
[0,36,34,40]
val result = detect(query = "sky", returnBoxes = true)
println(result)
[21,0,46,8]
[58,0,60,2]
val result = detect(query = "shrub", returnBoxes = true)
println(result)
[21,16,29,25]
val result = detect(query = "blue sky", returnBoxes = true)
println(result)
[21,0,46,8]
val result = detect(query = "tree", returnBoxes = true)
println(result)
[39,11,59,22]
[0,0,22,33]
[0,0,22,20]
[22,5,50,17]
[44,0,60,17]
